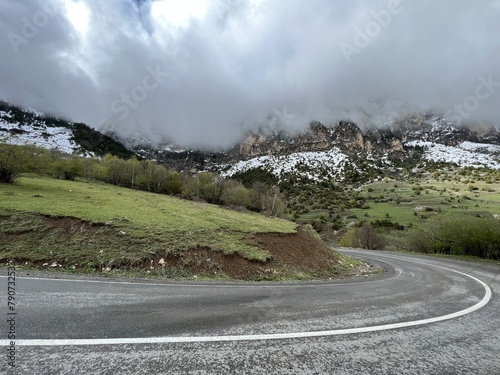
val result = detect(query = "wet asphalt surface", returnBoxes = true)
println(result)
[0,250,499,374]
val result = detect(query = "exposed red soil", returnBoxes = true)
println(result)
[256,229,341,271]
[1,214,346,280]
[149,229,344,279]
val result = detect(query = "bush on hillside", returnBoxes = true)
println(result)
[409,216,500,259]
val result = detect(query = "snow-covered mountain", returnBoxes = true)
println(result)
[1,100,499,184]
[406,141,500,169]
[221,139,500,183]
[0,101,132,158]
[221,147,350,181]
[0,112,78,155]
[219,116,500,184]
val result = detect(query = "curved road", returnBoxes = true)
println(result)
[1,250,499,374]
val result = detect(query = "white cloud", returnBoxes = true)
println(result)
[64,0,90,36]
[0,0,498,147]
[151,0,210,30]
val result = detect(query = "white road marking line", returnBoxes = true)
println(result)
[0,266,401,288]
[0,262,491,346]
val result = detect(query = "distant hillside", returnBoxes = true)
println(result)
[0,101,133,159]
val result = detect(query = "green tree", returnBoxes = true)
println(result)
[198,172,219,203]
[125,157,141,189]
[101,154,126,186]
[150,163,168,193]
[82,158,97,181]
[135,160,154,191]
[165,171,183,195]
[0,144,40,183]
[183,174,201,197]
[52,156,84,180]
[220,181,251,208]
[92,162,108,182]
[249,181,268,211]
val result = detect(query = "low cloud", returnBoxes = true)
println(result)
[1,0,499,147]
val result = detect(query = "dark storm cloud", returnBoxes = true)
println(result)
[0,0,499,147]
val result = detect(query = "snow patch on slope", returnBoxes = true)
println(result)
[407,141,500,169]
[0,119,79,154]
[222,147,349,181]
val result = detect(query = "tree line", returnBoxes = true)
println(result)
[0,143,287,216]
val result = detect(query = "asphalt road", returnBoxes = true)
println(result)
[0,250,499,374]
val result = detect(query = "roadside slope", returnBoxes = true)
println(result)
[0,176,355,280]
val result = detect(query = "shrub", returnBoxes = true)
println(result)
[340,228,358,247]
[220,183,251,208]
[408,216,500,259]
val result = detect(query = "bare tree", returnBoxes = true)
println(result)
[357,222,384,250]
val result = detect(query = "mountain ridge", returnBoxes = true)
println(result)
[0,100,133,159]
[1,101,499,184]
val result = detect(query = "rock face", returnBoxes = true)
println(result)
[233,122,332,159]
[219,116,500,185]
[130,114,500,174]
[229,116,500,161]
[233,121,335,158]
[333,121,372,153]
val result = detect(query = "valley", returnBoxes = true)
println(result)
[1,101,500,271]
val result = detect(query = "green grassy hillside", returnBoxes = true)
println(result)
[0,176,300,275]
[352,179,500,226]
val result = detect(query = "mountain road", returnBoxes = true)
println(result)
[1,250,499,374]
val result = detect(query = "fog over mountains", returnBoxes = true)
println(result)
[1,0,499,147]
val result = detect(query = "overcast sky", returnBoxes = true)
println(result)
[1,0,499,147]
